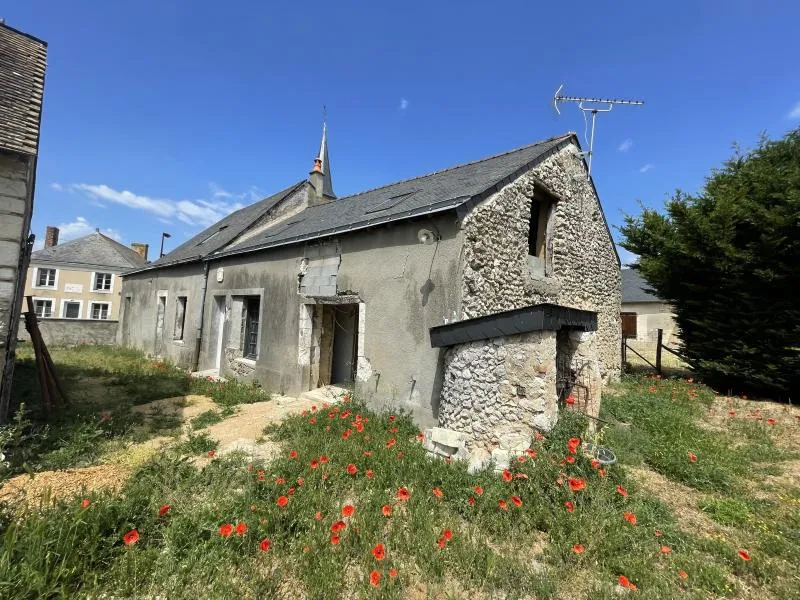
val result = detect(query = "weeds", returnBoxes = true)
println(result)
[174,432,218,455]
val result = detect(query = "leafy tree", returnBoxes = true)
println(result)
[620,128,800,397]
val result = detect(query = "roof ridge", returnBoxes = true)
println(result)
[96,231,145,265]
[331,133,574,203]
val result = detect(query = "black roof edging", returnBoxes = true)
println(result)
[429,303,598,348]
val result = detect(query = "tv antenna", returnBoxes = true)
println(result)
[553,84,644,178]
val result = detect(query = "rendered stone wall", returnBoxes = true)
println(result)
[438,330,557,451]
[17,318,119,346]
[459,144,621,382]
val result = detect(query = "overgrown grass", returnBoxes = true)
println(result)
[1,345,267,478]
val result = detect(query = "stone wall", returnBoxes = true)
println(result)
[459,143,621,381]
[438,330,557,451]
[17,318,119,346]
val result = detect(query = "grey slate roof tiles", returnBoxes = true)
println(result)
[621,268,661,303]
[31,232,148,270]
[0,22,47,156]
[126,133,575,274]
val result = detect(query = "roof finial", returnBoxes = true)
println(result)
[309,108,335,198]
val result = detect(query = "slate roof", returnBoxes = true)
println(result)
[0,22,47,156]
[622,268,661,303]
[125,133,578,275]
[30,232,148,271]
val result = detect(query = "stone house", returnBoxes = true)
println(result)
[0,22,47,421]
[119,127,621,449]
[621,268,677,343]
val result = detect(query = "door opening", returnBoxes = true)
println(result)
[311,303,359,388]
[155,295,166,356]
[213,296,226,370]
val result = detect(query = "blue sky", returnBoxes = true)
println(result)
[5,1,800,263]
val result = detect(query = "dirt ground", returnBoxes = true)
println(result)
[0,390,342,508]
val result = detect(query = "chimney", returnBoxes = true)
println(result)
[308,120,336,206]
[44,226,59,248]
[131,242,149,261]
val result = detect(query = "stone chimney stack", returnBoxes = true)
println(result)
[131,242,149,261]
[44,226,59,248]
[308,120,336,206]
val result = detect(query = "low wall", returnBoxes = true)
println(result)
[17,318,119,346]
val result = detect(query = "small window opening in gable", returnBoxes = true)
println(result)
[197,225,228,246]
[173,296,187,340]
[528,189,556,275]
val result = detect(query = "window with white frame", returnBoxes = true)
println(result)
[93,272,113,292]
[33,299,53,318]
[90,302,110,320]
[63,301,81,319]
[35,268,57,288]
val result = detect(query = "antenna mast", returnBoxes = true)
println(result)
[553,84,644,178]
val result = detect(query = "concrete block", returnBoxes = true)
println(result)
[491,448,511,471]
[426,427,467,449]
[467,448,492,474]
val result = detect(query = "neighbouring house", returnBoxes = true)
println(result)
[0,21,47,421]
[621,268,678,343]
[119,127,621,456]
[19,229,147,345]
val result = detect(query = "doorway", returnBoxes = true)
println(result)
[155,295,166,357]
[311,303,359,387]
[213,296,226,370]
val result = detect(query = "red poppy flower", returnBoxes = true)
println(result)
[767,418,776,425]
[618,575,630,588]
[369,570,381,587]
[597,468,607,478]
[525,448,538,458]
[363,450,373,457]
[330,535,340,545]
[737,549,751,561]
[311,404,317,411]
[219,523,233,538]
[474,485,484,495]
[158,504,171,516]
[363,469,374,479]
[565,501,575,513]
[498,499,508,510]
[289,450,298,459]
[396,451,405,459]
[355,422,364,432]
[511,495,522,507]
[259,538,271,552]
[331,520,347,533]
[81,498,91,509]
[341,504,355,518]
[567,437,581,453]
[590,459,600,469]
[396,487,410,501]
[309,417,317,424]
[572,544,585,554]
[288,487,296,496]
[534,431,545,441]
[346,463,358,475]
[468,496,476,506]
[340,410,351,419]
[276,477,285,484]
[297,477,305,486]
[320,455,329,463]
[517,455,527,464]
[416,432,425,441]
[515,473,529,480]
[566,394,575,405]
[442,529,453,541]
[654,528,663,537]
[388,415,396,422]
[660,545,671,554]
[568,478,586,492]
[208,450,216,458]
[372,543,386,561]
[437,537,447,549]
[123,529,139,545]
[501,470,513,482]
[341,429,352,440]
[616,485,628,498]
[277,496,289,507]
[315,511,323,521]
[564,456,576,464]
[389,567,398,577]
[623,511,637,526]
[382,504,392,517]
[432,488,444,499]
[678,570,688,580]
[688,452,697,463]
[386,438,396,448]
[328,411,336,419]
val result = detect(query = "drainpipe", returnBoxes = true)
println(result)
[192,261,210,372]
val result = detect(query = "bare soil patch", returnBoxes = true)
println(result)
[0,464,130,508]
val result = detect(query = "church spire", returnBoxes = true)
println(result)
[309,116,335,200]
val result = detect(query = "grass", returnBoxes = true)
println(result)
[0,344,266,479]
[1,349,798,598]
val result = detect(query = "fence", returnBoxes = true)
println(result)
[622,328,687,374]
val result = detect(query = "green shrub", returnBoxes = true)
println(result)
[174,432,218,455]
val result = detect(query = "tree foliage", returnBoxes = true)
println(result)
[620,128,800,397]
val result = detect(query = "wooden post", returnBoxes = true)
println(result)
[621,335,627,368]
[656,328,663,375]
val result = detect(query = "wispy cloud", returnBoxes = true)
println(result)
[50,182,63,192]
[33,217,122,250]
[788,101,800,120]
[399,98,409,111]
[54,183,257,228]
[617,138,634,152]
[617,245,638,267]
[639,163,654,173]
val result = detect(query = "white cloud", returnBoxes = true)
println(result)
[55,183,254,228]
[50,182,63,191]
[788,101,800,120]
[617,138,634,152]
[617,245,638,266]
[49,216,123,244]
[639,163,654,173]
[399,98,409,110]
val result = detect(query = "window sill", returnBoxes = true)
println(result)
[173,339,185,345]
[236,357,257,367]
[91,290,113,294]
